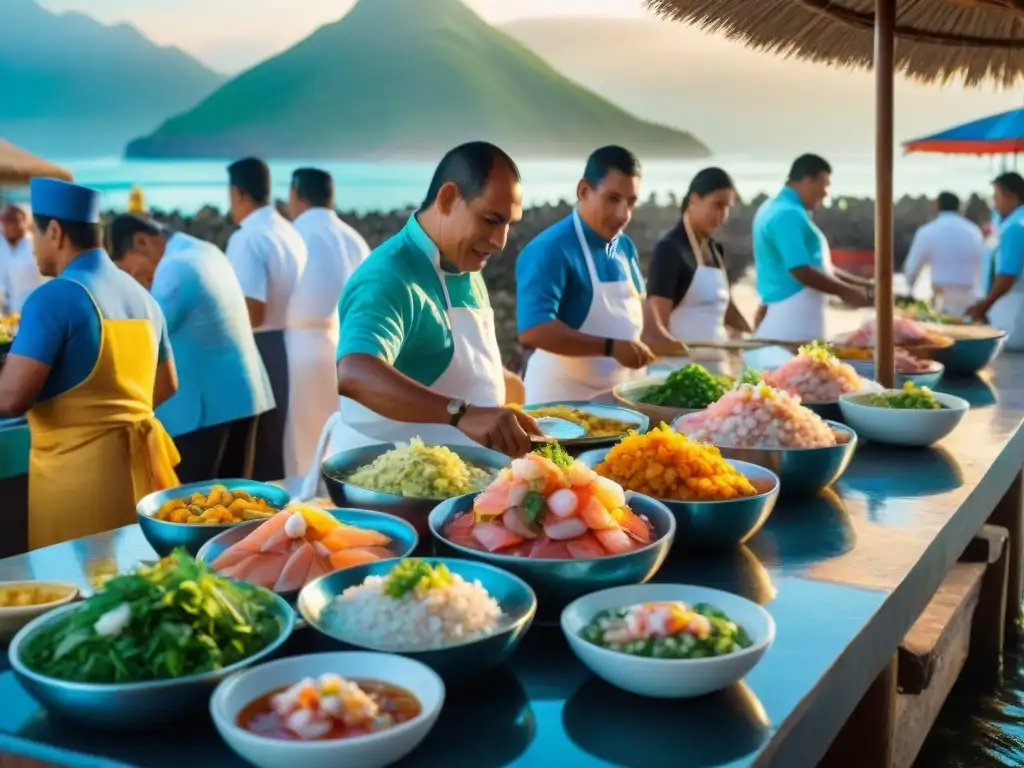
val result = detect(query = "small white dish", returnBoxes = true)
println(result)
[561,584,774,699]
[210,652,444,768]
[838,390,968,447]
[0,581,78,639]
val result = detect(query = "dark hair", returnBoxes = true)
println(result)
[583,145,641,189]
[33,214,101,251]
[994,172,1024,204]
[228,157,271,206]
[292,168,334,209]
[107,214,164,261]
[420,142,520,210]
[682,167,735,213]
[936,192,960,213]
[788,154,832,183]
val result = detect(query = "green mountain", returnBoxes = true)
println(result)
[0,0,225,156]
[126,0,709,160]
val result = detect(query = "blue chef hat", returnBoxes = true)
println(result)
[29,178,101,224]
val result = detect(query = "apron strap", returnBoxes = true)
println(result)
[683,213,731,289]
[572,209,603,286]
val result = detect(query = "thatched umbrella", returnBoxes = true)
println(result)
[646,0,1024,386]
[0,138,73,185]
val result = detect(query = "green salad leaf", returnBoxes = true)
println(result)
[19,549,282,684]
[521,490,546,523]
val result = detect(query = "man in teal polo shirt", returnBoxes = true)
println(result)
[298,142,540,496]
[754,154,871,342]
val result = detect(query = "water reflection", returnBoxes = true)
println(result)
[839,444,963,517]
[563,679,770,767]
[396,670,534,767]
[749,489,856,572]
[939,373,999,408]
[656,546,776,605]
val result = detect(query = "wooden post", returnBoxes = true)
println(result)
[873,0,896,389]
[819,653,898,767]
[988,469,1024,642]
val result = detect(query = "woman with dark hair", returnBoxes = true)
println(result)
[968,172,1024,349]
[644,167,751,372]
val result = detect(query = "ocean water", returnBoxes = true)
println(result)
[7,152,1015,215]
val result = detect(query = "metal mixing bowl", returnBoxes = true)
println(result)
[715,422,858,496]
[8,591,295,729]
[137,479,291,557]
[321,444,511,537]
[195,507,419,603]
[576,452,780,549]
[428,492,675,616]
[298,557,536,683]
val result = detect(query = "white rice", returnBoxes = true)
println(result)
[324,574,503,650]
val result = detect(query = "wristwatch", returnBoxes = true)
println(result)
[604,338,616,357]
[447,398,469,427]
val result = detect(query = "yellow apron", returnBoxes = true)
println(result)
[27,284,180,550]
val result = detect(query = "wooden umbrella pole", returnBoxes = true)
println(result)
[873,0,897,389]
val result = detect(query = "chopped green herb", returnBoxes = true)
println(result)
[383,559,453,598]
[521,490,546,522]
[533,441,573,469]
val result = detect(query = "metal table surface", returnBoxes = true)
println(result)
[1,360,1024,767]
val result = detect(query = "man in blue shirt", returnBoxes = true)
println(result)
[968,172,1024,348]
[109,213,276,481]
[753,154,872,342]
[517,146,681,402]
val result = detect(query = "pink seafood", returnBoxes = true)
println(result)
[763,342,864,403]
[833,317,936,348]
[444,451,654,559]
[674,383,839,449]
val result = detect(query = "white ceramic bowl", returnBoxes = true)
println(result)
[561,584,775,699]
[210,652,445,768]
[838,390,969,447]
[0,581,78,640]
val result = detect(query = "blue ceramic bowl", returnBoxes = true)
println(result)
[846,359,945,389]
[137,479,291,557]
[297,557,536,683]
[520,401,649,447]
[576,452,780,549]
[931,331,1006,375]
[428,492,676,615]
[195,507,419,603]
[9,590,295,729]
[715,422,859,496]
[321,444,511,537]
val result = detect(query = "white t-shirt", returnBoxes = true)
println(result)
[0,234,43,314]
[225,206,308,331]
[903,212,984,292]
[291,208,371,329]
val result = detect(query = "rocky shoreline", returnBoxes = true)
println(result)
[129,192,993,369]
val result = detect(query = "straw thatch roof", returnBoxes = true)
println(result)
[0,138,73,185]
[645,0,1024,86]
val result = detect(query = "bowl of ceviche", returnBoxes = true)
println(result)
[210,651,445,768]
[561,583,775,698]
[838,383,969,447]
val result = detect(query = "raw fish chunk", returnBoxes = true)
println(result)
[217,554,259,580]
[594,527,635,555]
[320,525,392,551]
[566,533,607,559]
[529,535,572,559]
[274,541,314,592]
[352,546,395,559]
[210,546,252,572]
[503,507,538,539]
[328,548,381,570]
[543,515,589,541]
[579,497,617,530]
[472,522,524,552]
[241,552,290,589]
[621,510,652,544]
[233,512,290,554]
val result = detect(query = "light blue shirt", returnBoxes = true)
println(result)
[12,249,171,402]
[516,213,644,333]
[994,205,1024,285]
[753,186,826,303]
[153,233,275,436]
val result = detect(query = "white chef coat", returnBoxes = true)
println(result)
[903,212,984,296]
[0,234,43,314]
[225,206,307,331]
[288,207,371,477]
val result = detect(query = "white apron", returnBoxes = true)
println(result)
[932,285,975,319]
[524,210,646,403]
[283,316,340,478]
[756,223,834,343]
[298,261,506,499]
[986,212,1024,351]
[665,215,731,375]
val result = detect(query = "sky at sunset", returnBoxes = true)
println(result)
[37,0,650,72]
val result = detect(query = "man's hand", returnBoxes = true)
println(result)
[458,406,543,457]
[839,285,873,308]
[612,339,657,369]
[965,302,988,323]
